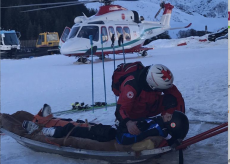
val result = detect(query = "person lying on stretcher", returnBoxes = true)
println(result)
[22,104,189,146]
[22,104,116,142]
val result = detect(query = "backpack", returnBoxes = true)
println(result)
[111,61,145,96]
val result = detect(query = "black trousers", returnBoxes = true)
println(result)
[53,123,116,142]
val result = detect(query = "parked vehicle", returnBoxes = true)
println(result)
[208,27,228,42]
[0,30,21,58]
[36,32,60,55]
[1,31,60,59]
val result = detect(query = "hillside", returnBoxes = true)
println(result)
[84,0,227,38]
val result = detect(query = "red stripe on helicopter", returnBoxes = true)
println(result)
[163,3,174,15]
[95,5,127,16]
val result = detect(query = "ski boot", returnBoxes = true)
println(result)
[95,102,106,107]
[84,104,90,109]
[78,102,85,110]
[22,120,55,136]
[41,104,52,117]
[72,102,79,110]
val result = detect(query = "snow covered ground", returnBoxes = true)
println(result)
[1,36,228,164]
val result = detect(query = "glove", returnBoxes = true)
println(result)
[163,129,172,140]
[126,120,141,135]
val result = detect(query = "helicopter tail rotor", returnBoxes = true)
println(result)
[154,1,165,20]
[159,2,174,26]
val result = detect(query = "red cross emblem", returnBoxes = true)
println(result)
[161,69,172,81]
[122,13,125,20]
[127,91,134,99]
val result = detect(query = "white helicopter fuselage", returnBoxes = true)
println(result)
[60,4,173,57]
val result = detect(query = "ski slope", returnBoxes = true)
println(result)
[1,36,228,164]
[83,0,227,38]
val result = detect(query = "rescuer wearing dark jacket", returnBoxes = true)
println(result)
[115,64,186,140]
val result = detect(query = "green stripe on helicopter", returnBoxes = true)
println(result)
[78,26,161,52]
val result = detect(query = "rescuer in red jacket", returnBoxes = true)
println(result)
[115,64,185,136]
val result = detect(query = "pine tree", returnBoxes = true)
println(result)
[2,0,96,40]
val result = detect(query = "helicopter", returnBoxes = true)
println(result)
[58,0,191,63]
[2,0,191,63]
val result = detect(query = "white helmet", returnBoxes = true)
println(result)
[146,64,174,90]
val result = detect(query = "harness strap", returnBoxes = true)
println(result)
[63,123,82,146]
[31,117,54,136]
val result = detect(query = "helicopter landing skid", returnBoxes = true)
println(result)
[74,57,91,64]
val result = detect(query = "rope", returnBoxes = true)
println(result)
[63,125,79,146]
[63,119,92,146]
[30,117,54,136]
[45,137,60,147]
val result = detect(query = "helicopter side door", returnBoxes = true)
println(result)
[108,26,116,45]
[101,26,109,48]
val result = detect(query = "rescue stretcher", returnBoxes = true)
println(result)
[0,111,227,164]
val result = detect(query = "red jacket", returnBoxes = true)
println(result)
[115,72,185,124]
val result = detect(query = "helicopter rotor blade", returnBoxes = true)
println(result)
[113,0,138,1]
[2,0,138,12]
[21,3,87,12]
[154,7,163,19]
[154,1,165,19]
[1,0,98,10]
[1,1,84,9]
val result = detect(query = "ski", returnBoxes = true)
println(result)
[53,102,117,116]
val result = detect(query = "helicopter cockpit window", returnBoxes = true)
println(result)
[69,26,80,39]
[116,27,123,39]
[123,27,131,41]
[61,27,71,43]
[77,26,99,41]
[108,27,116,40]
[101,26,108,42]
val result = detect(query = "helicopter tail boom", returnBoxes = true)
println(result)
[160,3,174,27]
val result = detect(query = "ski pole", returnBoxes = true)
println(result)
[119,34,126,63]
[182,122,228,145]
[111,34,117,103]
[101,34,107,111]
[89,35,94,113]
[176,126,228,150]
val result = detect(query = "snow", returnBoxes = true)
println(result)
[1,36,228,163]
[84,0,227,38]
